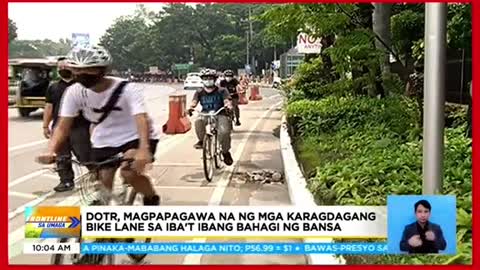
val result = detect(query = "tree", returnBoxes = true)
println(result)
[9,39,73,58]
[9,18,17,43]
[100,14,152,72]
[99,4,274,73]
[373,4,392,75]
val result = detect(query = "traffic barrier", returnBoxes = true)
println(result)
[162,93,192,134]
[249,84,263,101]
[238,86,249,105]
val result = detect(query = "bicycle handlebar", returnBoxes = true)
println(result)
[194,106,228,117]
[71,153,134,168]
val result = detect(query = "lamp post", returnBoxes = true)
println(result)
[422,3,447,195]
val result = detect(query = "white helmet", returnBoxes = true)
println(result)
[65,45,112,68]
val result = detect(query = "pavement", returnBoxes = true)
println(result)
[8,83,306,265]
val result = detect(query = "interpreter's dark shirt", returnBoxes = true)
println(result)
[399,221,447,254]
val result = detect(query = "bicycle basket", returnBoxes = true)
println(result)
[79,171,107,205]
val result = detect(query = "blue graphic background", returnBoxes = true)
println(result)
[81,242,388,255]
[387,195,456,254]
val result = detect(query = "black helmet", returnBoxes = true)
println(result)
[224,70,234,77]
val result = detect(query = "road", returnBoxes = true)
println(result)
[8,83,305,265]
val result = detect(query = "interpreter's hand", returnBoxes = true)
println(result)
[43,127,51,139]
[132,148,152,174]
[408,235,423,247]
[425,231,436,241]
[36,152,56,165]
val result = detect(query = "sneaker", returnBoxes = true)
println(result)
[222,152,234,166]
[54,182,74,192]
[143,195,161,206]
[235,120,241,126]
[194,141,203,149]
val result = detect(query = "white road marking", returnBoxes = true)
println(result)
[8,133,190,222]
[9,190,61,220]
[9,140,48,153]
[182,100,282,265]
[9,169,49,188]
[9,192,39,199]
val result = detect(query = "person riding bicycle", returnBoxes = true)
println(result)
[35,45,160,206]
[188,68,234,166]
[218,69,241,126]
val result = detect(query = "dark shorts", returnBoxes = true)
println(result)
[91,139,159,168]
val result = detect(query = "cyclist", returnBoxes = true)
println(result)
[35,45,160,206]
[188,69,234,166]
[219,69,241,126]
[43,57,91,192]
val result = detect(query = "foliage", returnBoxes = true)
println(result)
[261,4,386,95]
[98,4,277,73]
[287,96,472,264]
[410,3,471,66]
[9,39,72,58]
[391,10,424,62]
[100,15,152,72]
[447,4,471,50]
[286,96,420,138]
[382,72,406,95]
[8,18,17,43]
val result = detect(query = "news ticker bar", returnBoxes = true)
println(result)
[24,242,388,255]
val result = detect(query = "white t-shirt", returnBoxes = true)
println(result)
[59,77,159,148]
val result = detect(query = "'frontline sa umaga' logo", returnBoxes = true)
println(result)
[25,206,80,239]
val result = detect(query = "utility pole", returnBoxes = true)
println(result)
[249,6,254,74]
[423,3,447,195]
[246,30,250,66]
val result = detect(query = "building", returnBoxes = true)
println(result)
[279,47,305,79]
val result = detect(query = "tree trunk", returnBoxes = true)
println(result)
[372,3,392,75]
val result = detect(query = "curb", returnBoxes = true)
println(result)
[280,115,346,265]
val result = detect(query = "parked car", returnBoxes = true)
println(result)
[184,73,203,90]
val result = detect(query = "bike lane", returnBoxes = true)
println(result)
[8,87,306,264]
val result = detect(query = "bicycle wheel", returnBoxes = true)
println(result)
[51,238,80,265]
[51,234,114,265]
[124,188,152,264]
[214,133,222,169]
[203,134,214,182]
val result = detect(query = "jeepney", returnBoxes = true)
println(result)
[9,57,59,117]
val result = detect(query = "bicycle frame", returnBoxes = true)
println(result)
[196,107,227,136]
[51,154,147,265]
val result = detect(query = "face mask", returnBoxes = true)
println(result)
[75,73,103,88]
[203,79,215,88]
[58,70,73,81]
[226,77,233,82]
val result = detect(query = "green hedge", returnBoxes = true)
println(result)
[286,96,472,264]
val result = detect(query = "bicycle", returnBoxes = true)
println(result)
[192,106,230,182]
[51,154,153,265]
